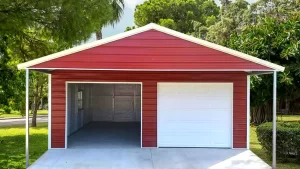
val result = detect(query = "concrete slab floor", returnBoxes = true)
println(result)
[68,122,141,149]
[29,148,270,169]
[31,122,270,169]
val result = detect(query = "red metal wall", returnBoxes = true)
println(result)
[32,30,270,70]
[51,70,247,148]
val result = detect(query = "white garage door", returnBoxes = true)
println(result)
[158,83,233,148]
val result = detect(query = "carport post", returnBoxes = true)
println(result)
[25,69,30,168]
[272,71,277,169]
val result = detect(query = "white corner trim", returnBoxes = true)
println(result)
[17,23,285,72]
[247,75,250,149]
[48,74,52,149]
[25,69,30,168]
[140,83,143,148]
[65,82,68,149]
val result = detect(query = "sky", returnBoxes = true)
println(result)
[95,0,258,40]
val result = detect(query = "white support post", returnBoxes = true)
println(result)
[25,69,29,168]
[272,71,277,169]
[247,75,250,149]
[48,74,52,149]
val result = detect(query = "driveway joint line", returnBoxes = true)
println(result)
[150,149,155,169]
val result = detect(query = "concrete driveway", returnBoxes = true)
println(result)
[28,148,270,169]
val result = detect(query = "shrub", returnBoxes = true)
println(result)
[3,106,12,114]
[256,122,300,163]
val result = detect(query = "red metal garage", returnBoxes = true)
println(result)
[18,23,284,150]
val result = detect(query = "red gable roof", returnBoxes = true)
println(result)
[18,23,284,72]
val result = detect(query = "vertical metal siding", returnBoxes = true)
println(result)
[51,78,66,148]
[51,71,247,148]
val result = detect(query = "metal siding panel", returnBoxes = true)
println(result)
[114,96,135,121]
[114,84,135,96]
[51,77,66,148]
[90,84,141,122]
[32,30,270,70]
[93,96,114,121]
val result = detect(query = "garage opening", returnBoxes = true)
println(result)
[66,83,142,148]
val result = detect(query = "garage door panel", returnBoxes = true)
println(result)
[160,94,231,110]
[161,121,229,131]
[159,109,231,120]
[158,83,232,148]
[159,100,231,109]
[159,134,229,147]
[114,84,135,96]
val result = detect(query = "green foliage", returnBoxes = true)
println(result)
[159,19,177,30]
[134,0,219,33]
[257,122,300,162]
[229,15,300,124]
[249,0,300,23]
[124,26,136,32]
[0,0,124,122]
[96,0,124,39]
[205,0,249,45]
[205,15,217,27]
[206,17,235,44]
[2,106,11,114]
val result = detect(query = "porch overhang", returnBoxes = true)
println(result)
[24,68,279,76]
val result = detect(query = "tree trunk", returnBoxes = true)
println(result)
[31,81,39,127]
[31,75,45,127]
[285,98,290,115]
[251,102,273,125]
[31,102,38,127]
[95,31,102,40]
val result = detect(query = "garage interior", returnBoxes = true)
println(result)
[67,83,141,148]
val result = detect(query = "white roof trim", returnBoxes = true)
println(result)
[17,23,285,71]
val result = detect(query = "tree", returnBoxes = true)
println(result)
[95,0,124,40]
[125,26,136,32]
[220,0,232,7]
[0,0,124,126]
[0,35,26,115]
[205,0,250,45]
[0,43,17,107]
[249,0,300,23]
[229,15,300,124]
[134,0,219,33]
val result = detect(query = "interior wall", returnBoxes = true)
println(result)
[91,84,141,122]
[67,84,93,136]
[67,83,141,136]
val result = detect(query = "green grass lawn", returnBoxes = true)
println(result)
[277,115,300,122]
[0,123,48,169]
[0,110,48,118]
[251,125,300,169]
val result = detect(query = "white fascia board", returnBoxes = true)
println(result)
[17,23,285,72]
